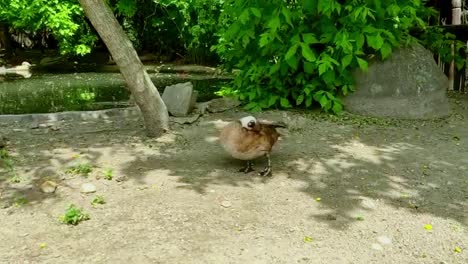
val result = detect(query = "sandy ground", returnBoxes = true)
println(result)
[0,95,467,264]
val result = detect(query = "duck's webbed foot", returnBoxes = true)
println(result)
[259,153,272,177]
[239,161,254,173]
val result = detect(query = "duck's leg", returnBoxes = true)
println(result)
[239,161,254,173]
[259,153,272,177]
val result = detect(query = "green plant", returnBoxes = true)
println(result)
[1,148,20,182]
[112,0,223,64]
[66,163,93,176]
[103,168,113,180]
[0,0,97,55]
[13,196,28,207]
[91,195,105,206]
[213,0,466,113]
[9,175,22,183]
[60,204,90,225]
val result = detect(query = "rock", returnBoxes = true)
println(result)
[115,175,128,182]
[40,181,57,193]
[377,236,392,245]
[162,82,197,117]
[30,122,40,129]
[80,183,97,193]
[206,97,241,113]
[50,125,61,131]
[359,197,377,210]
[194,102,209,115]
[220,200,232,208]
[344,42,450,119]
[326,214,337,221]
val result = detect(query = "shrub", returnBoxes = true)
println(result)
[112,0,223,64]
[0,0,97,55]
[213,0,467,113]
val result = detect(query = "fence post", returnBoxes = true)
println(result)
[449,0,462,91]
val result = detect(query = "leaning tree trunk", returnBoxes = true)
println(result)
[79,0,169,137]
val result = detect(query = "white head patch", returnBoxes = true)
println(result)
[239,116,257,129]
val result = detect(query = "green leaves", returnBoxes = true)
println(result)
[342,54,353,68]
[214,0,454,116]
[301,44,316,62]
[280,98,292,108]
[250,7,261,18]
[380,43,392,59]
[285,44,299,60]
[366,33,384,50]
[302,33,319,44]
[356,57,368,71]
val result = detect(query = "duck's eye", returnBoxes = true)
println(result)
[248,121,255,128]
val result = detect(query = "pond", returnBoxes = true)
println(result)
[0,72,230,114]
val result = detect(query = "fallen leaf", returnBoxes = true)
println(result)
[424,224,433,231]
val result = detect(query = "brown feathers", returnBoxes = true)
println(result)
[219,116,286,176]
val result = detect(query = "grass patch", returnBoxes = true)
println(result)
[91,195,105,206]
[66,163,93,176]
[60,204,90,225]
[103,169,113,180]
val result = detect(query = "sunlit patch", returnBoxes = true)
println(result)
[156,133,176,143]
[325,155,356,171]
[205,136,219,143]
[287,158,328,175]
[328,140,415,165]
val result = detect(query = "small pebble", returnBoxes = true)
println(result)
[80,183,97,193]
[377,236,392,245]
[40,181,57,193]
[221,200,232,208]
[116,175,128,182]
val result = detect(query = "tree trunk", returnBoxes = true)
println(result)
[0,23,12,59]
[78,0,169,137]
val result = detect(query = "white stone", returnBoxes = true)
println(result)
[80,183,97,193]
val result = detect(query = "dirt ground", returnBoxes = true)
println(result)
[0,95,467,264]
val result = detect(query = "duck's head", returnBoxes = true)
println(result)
[239,116,257,130]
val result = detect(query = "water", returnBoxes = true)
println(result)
[0,72,230,114]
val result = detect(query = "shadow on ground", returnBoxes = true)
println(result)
[1,96,467,229]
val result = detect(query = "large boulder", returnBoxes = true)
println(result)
[162,82,197,117]
[344,42,450,119]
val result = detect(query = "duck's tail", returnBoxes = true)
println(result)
[260,120,288,129]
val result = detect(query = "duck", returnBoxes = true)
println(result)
[219,115,286,176]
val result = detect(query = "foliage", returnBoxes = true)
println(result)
[213,0,467,113]
[60,204,90,225]
[103,168,113,180]
[0,147,19,182]
[419,26,467,70]
[91,195,106,206]
[0,148,13,171]
[111,0,223,64]
[0,0,97,55]
[66,163,93,176]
